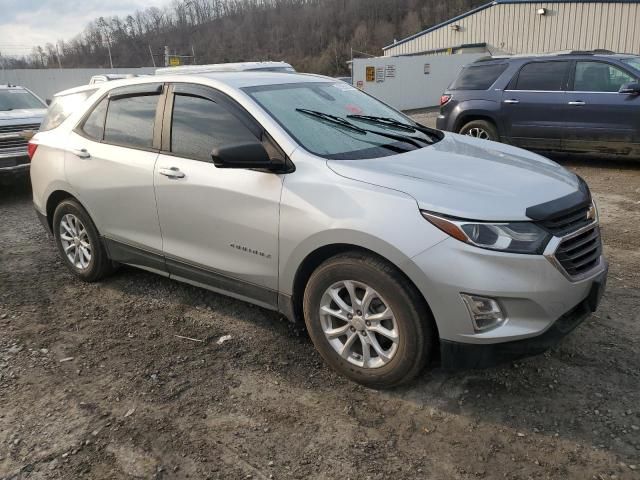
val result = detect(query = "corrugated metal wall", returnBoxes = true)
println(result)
[384,2,640,56]
[0,68,156,101]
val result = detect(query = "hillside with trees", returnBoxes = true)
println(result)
[3,0,485,75]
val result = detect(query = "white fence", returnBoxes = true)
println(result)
[351,53,484,110]
[0,68,155,101]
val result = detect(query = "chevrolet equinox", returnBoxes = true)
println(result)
[29,72,608,388]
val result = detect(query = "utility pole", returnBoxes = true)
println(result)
[106,42,113,69]
[55,44,62,69]
[164,45,169,67]
[148,45,156,68]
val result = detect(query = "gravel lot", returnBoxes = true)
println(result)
[1,154,639,480]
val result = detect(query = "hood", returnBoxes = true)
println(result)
[327,133,580,221]
[0,109,46,124]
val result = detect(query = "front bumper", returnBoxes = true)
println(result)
[440,266,607,368]
[0,153,30,182]
[405,230,608,362]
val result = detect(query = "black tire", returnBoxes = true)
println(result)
[52,199,114,282]
[303,252,436,389]
[459,119,499,141]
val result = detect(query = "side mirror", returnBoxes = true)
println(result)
[211,141,273,169]
[46,99,52,106]
[618,82,640,95]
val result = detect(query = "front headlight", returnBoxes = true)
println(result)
[421,211,551,254]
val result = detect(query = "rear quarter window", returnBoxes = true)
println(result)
[40,90,97,132]
[450,64,508,90]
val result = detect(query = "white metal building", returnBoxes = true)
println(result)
[384,0,640,57]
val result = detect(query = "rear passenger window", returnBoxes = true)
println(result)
[450,64,508,90]
[514,61,569,91]
[81,98,108,140]
[40,90,97,132]
[104,95,159,149]
[170,94,258,162]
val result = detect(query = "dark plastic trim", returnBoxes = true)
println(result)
[525,177,591,221]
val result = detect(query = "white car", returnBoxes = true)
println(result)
[28,72,607,387]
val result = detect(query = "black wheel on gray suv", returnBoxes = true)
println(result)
[53,199,114,282]
[459,119,499,141]
[303,252,435,388]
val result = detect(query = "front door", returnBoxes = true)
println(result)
[501,60,571,150]
[564,60,640,155]
[65,84,164,264]
[154,84,283,308]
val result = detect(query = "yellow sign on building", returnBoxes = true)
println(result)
[365,66,375,82]
[169,56,182,67]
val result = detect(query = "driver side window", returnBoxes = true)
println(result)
[170,94,259,162]
[574,62,635,92]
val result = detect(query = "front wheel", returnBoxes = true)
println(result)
[459,119,499,141]
[303,252,435,388]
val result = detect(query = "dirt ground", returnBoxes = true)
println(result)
[1,154,639,480]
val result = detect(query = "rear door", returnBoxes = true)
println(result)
[564,60,640,154]
[153,84,283,308]
[501,60,571,150]
[65,83,165,269]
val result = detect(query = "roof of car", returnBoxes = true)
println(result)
[0,84,27,90]
[50,72,337,100]
[471,51,640,65]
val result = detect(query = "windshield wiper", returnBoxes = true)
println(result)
[348,114,437,141]
[296,109,366,134]
[346,114,417,132]
[296,109,428,148]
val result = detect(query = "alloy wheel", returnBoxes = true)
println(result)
[59,213,92,270]
[319,280,399,369]
[465,127,490,139]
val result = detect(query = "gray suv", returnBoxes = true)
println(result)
[0,84,47,184]
[437,52,640,158]
[30,73,607,388]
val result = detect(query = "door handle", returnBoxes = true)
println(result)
[503,99,520,104]
[568,101,586,106]
[158,167,185,179]
[70,148,90,159]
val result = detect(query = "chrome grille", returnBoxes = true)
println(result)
[539,204,592,236]
[0,137,28,149]
[555,225,602,277]
[0,123,40,134]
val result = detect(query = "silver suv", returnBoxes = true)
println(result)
[29,73,608,388]
[0,84,47,184]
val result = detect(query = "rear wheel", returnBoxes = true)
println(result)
[303,252,435,388]
[52,199,113,282]
[459,119,499,141]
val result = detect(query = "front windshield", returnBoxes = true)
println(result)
[621,57,640,73]
[0,89,45,111]
[243,82,440,159]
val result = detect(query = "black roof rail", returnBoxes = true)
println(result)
[559,49,616,56]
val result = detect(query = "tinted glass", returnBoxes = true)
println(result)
[0,89,45,112]
[104,95,158,149]
[574,61,636,92]
[514,61,569,91]
[621,57,640,73]
[41,90,96,131]
[244,82,437,160]
[81,98,108,140]
[450,64,508,90]
[170,94,258,161]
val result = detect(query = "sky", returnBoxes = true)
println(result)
[0,0,163,57]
